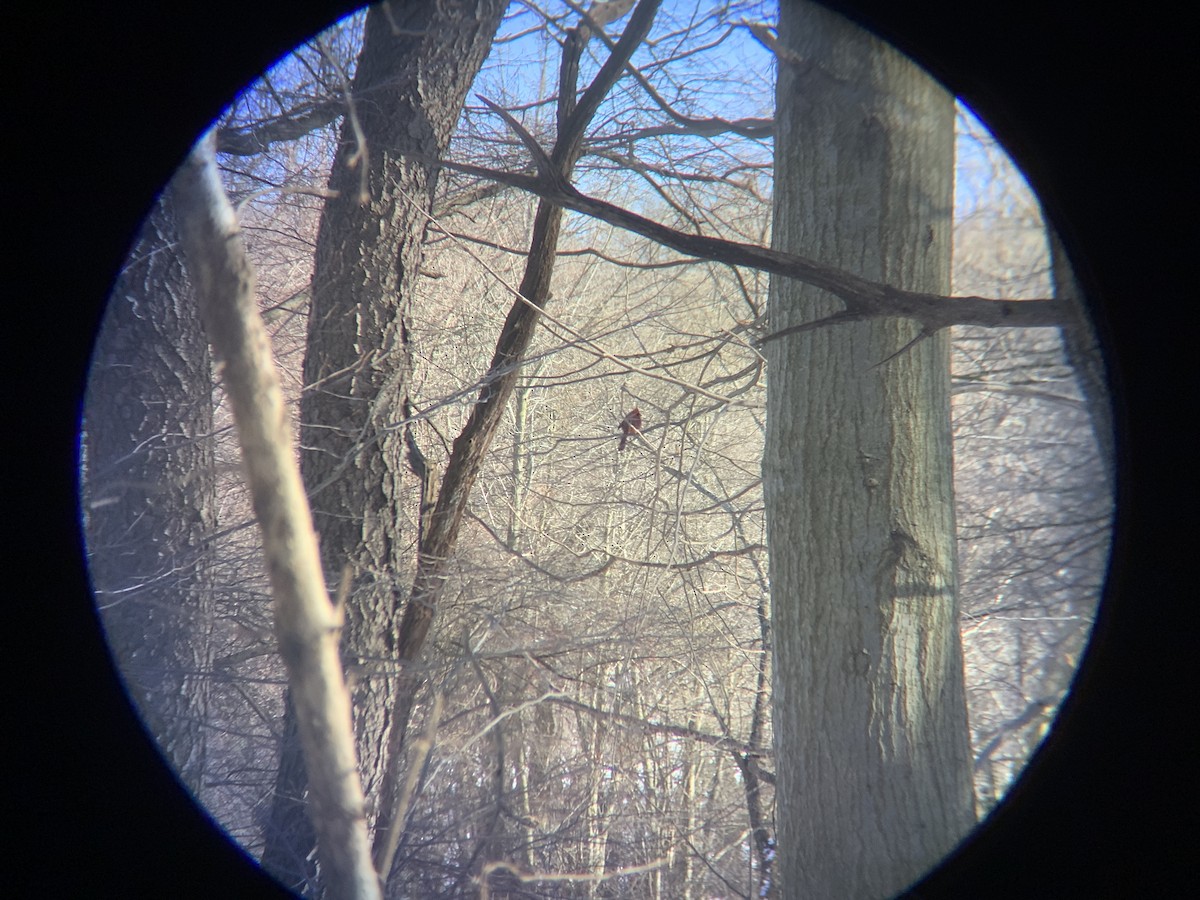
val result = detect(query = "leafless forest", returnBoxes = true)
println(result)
[81,2,1111,898]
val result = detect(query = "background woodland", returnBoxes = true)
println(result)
[80,3,1112,897]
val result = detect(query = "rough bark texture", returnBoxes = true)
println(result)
[82,181,215,798]
[262,0,506,888]
[764,4,975,898]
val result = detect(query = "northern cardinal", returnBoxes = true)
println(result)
[618,407,642,451]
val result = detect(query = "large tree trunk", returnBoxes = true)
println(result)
[260,1,506,889]
[83,182,216,797]
[763,4,975,898]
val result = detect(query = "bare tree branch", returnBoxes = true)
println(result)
[561,0,773,139]
[426,132,1067,334]
[479,855,671,899]
[547,694,772,766]
[372,693,443,881]
[215,99,343,156]
[175,132,380,900]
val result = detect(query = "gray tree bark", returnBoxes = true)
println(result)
[83,180,216,798]
[261,0,506,888]
[763,4,975,898]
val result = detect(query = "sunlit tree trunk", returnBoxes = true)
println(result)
[764,4,975,897]
[675,728,698,899]
[83,182,216,797]
[514,731,537,872]
[260,1,506,889]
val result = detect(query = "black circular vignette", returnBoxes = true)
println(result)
[7,1,1191,897]
[7,3,358,897]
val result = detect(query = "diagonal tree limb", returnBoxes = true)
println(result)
[215,99,343,156]
[477,96,561,186]
[175,131,380,900]
[555,0,650,166]
[561,0,774,139]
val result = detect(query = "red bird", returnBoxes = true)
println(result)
[618,407,642,451]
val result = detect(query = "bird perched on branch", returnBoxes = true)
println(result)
[618,407,642,451]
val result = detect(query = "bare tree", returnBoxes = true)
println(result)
[764,5,974,897]
[371,2,660,879]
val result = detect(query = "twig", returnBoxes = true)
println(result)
[479,855,672,899]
